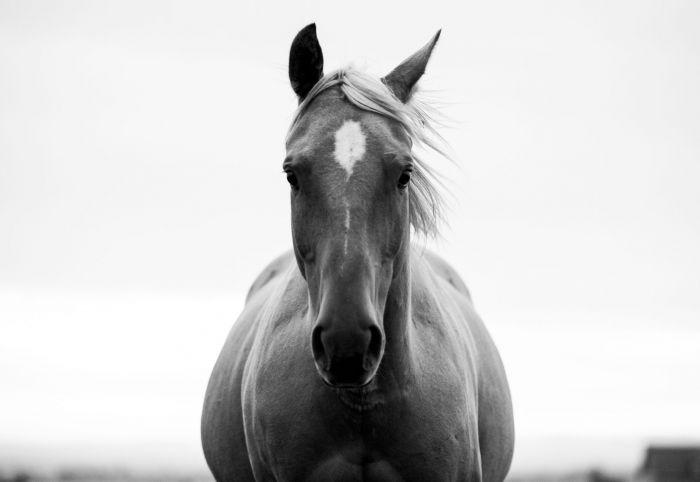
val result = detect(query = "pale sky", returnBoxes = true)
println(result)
[1,0,699,477]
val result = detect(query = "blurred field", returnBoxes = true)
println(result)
[0,470,213,482]
[0,468,629,482]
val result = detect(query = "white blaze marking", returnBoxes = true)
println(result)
[343,201,350,257]
[333,120,366,177]
[333,120,365,267]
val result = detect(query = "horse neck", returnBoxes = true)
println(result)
[379,239,414,387]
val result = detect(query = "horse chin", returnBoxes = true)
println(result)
[315,365,378,390]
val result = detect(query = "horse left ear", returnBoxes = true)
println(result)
[382,30,441,103]
[289,23,324,101]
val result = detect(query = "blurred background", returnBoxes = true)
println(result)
[1,0,699,480]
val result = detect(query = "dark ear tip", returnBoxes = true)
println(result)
[297,23,317,38]
[289,23,324,100]
[431,29,442,47]
[291,23,320,50]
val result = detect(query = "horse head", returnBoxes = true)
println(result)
[284,24,441,388]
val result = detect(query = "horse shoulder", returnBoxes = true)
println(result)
[202,251,297,481]
[245,250,296,303]
[416,248,514,481]
[419,248,472,300]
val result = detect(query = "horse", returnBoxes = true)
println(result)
[201,24,514,481]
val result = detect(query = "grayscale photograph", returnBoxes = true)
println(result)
[0,1,698,481]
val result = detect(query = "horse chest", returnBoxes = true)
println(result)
[244,374,482,481]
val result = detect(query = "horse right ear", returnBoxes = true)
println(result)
[289,23,324,101]
[382,30,441,103]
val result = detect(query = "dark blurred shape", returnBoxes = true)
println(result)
[635,446,700,482]
[57,468,131,480]
[0,473,31,482]
[589,469,626,482]
[507,469,626,481]
[0,469,213,482]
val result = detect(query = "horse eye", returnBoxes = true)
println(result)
[398,171,411,189]
[286,171,299,190]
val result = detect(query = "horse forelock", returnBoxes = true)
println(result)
[286,67,451,237]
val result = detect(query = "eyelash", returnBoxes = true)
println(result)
[285,170,299,189]
[398,169,412,189]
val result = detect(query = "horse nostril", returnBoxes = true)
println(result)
[311,326,327,370]
[365,325,383,370]
[329,354,366,384]
[311,320,384,387]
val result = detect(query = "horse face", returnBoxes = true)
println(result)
[285,94,413,388]
[284,24,439,389]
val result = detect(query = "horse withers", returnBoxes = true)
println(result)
[202,24,514,481]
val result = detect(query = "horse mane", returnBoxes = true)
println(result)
[287,67,451,237]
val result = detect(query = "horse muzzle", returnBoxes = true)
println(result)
[311,319,384,388]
